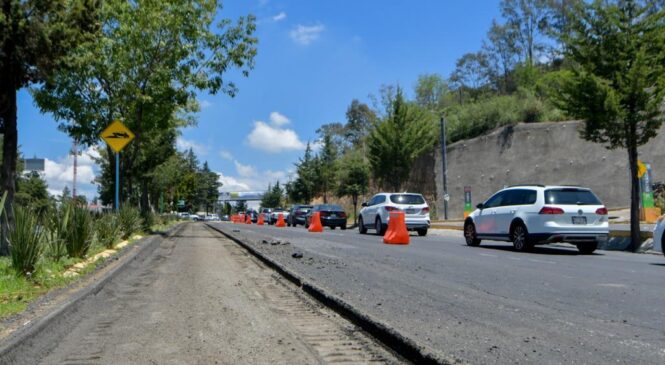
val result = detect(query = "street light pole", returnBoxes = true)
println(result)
[440,116,449,220]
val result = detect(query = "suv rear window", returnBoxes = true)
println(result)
[390,194,425,205]
[545,189,601,205]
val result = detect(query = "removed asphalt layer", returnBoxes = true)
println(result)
[209,222,665,365]
[1,222,402,364]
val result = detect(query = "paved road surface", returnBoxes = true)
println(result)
[7,223,401,365]
[210,222,665,365]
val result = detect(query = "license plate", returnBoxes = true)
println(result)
[405,209,416,214]
[572,216,587,225]
[330,214,336,218]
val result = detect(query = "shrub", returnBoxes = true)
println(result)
[44,203,71,261]
[65,205,93,258]
[118,206,143,239]
[140,210,154,232]
[95,214,120,249]
[8,206,43,275]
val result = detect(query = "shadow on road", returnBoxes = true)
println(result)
[475,244,604,256]
[649,263,665,267]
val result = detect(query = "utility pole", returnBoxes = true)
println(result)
[71,139,78,199]
[440,116,449,220]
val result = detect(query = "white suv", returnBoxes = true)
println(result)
[359,193,430,236]
[464,185,609,254]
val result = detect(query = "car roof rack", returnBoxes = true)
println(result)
[507,184,545,187]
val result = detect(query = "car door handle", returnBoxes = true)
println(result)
[510,210,516,214]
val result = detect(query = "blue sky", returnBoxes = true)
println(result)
[19,0,502,199]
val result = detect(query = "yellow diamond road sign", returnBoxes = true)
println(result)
[101,120,135,153]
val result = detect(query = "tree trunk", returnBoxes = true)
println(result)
[0,83,17,256]
[140,179,149,213]
[352,195,358,226]
[627,143,641,252]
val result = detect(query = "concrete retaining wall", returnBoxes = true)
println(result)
[433,121,665,219]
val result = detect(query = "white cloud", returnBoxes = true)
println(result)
[217,172,251,192]
[269,111,290,126]
[199,100,212,109]
[246,121,306,152]
[290,24,325,45]
[43,146,99,200]
[234,160,257,178]
[272,11,286,21]
[176,137,208,156]
[219,150,233,161]
[216,167,290,193]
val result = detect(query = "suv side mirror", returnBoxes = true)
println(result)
[476,203,484,210]
[361,202,368,207]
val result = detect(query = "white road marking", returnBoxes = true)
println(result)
[528,258,556,264]
[479,253,498,258]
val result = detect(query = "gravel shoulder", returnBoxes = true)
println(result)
[4,223,402,365]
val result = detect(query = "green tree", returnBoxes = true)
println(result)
[336,151,369,225]
[261,181,283,208]
[317,134,338,203]
[483,20,519,93]
[449,52,491,102]
[554,0,665,251]
[198,161,220,214]
[500,0,550,66]
[368,88,438,191]
[234,200,247,213]
[15,171,51,214]
[0,0,99,254]
[345,100,377,149]
[32,0,257,213]
[288,142,317,203]
[414,74,449,112]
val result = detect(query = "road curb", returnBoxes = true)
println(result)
[0,223,186,363]
[205,223,455,365]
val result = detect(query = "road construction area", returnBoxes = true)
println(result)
[2,223,401,365]
[208,222,665,365]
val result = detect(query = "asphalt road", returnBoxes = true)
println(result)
[7,223,401,365]
[210,222,665,365]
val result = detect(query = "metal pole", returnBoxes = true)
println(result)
[115,152,120,211]
[440,116,449,220]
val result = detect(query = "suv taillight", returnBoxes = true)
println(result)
[539,206,564,215]
[384,206,400,212]
[595,207,608,215]
[421,207,430,214]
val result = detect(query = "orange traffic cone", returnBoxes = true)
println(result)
[308,211,323,233]
[232,215,237,223]
[275,213,286,227]
[257,214,264,225]
[383,211,410,245]
[245,214,252,224]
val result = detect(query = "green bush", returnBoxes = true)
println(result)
[65,205,93,258]
[140,210,154,232]
[95,214,120,249]
[8,206,43,275]
[44,203,71,261]
[445,90,568,144]
[118,206,143,240]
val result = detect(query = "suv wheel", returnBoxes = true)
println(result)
[576,242,598,254]
[511,223,533,252]
[464,223,481,246]
[375,216,386,236]
[417,228,428,237]
[359,217,367,234]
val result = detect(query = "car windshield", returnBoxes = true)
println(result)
[389,194,425,205]
[545,189,602,205]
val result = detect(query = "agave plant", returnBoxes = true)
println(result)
[95,213,120,249]
[44,203,71,261]
[8,206,43,275]
[118,206,143,240]
[65,205,93,258]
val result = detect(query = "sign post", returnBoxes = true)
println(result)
[463,186,472,219]
[101,120,135,211]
